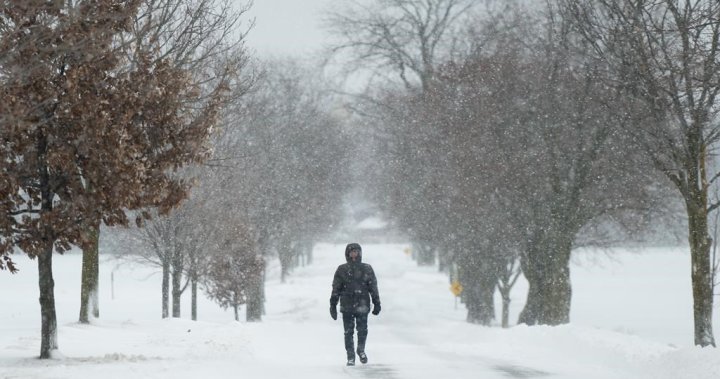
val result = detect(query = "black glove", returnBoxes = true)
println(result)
[330,306,338,320]
[372,303,381,316]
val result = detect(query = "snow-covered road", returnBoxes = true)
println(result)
[250,243,552,379]
[1,243,719,379]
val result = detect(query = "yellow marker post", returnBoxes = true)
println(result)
[450,280,463,309]
[450,280,463,296]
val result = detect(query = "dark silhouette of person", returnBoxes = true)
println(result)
[329,243,381,366]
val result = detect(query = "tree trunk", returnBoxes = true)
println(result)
[38,242,58,358]
[517,269,542,325]
[292,242,300,268]
[171,259,182,318]
[498,257,520,329]
[518,236,572,326]
[500,288,511,329]
[261,266,266,316]
[279,239,293,283]
[460,265,496,325]
[191,270,198,321]
[247,235,269,321]
[187,248,198,321]
[161,256,170,318]
[687,190,716,346]
[280,255,290,283]
[79,218,101,323]
[464,283,495,325]
[305,240,313,265]
[234,304,239,321]
[438,251,449,273]
[246,264,264,322]
[246,280,263,321]
[37,134,58,359]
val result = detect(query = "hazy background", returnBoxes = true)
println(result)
[244,0,332,56]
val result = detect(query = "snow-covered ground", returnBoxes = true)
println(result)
[1,243,719,378]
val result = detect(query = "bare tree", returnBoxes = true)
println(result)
[204,227,262,321]
[324,0,477,92]
[199,58,352,320]
[562,0,720,347]
[125,141,260,320]
[363,3,664,326]
[131,199,211,319]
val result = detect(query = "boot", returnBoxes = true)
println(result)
[357,351,368,364]
[346,350,356,366]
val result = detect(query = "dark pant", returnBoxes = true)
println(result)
[342,311,368,359]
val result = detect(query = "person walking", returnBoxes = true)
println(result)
[329,243,381,366]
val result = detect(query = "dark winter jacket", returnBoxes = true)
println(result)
[330,243,380,314]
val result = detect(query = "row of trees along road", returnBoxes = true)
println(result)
[1,0,350,357]
[112,58,351,322]
[324,0,720,346]
[4,0,720,359]
[75,0,252,326]
[0,0,251,358]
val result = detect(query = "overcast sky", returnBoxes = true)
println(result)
[243,0,333,57]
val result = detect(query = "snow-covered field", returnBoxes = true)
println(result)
[1,243,720,378]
